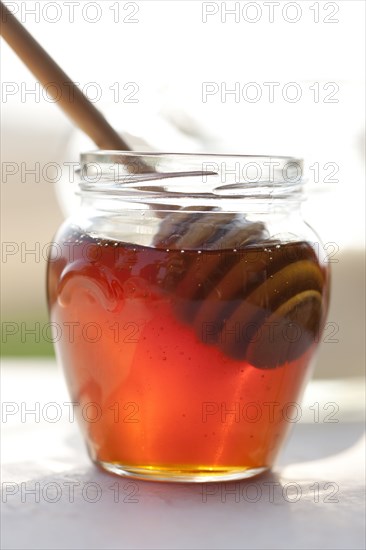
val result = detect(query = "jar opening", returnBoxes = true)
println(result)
[78,151,303,202]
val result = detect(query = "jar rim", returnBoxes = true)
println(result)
[81,150,302,163]
[78,150,304,203]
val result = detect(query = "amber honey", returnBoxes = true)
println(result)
[47,223,328,481]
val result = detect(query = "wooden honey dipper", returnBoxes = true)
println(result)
[1,3,326,368]
[154,210,326,369]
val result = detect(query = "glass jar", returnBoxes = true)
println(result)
[47,152,330,482]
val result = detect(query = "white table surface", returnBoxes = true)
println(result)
[1,359,365,550]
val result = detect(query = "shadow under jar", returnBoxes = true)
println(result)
[47,152,330,482]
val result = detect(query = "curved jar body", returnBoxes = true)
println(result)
[47,153,330,482]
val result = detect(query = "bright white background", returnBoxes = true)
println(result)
[1,0,365,375]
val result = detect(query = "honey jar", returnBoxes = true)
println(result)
[47,152,330,481]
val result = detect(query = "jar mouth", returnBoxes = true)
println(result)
[81,150,300,161]
[78,151,304,202]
